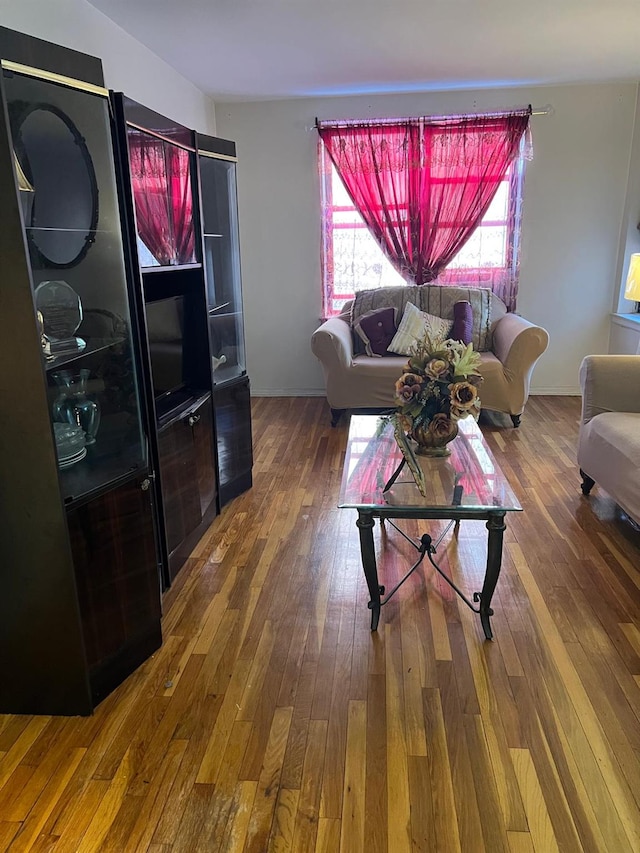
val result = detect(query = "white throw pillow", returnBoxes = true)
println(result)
[388,302,452,355]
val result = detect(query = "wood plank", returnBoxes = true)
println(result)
[339,700,366,853]
[385,622,411,853]
[510,748,560,853]
[291,719,328,853]
[314,818,341,853]
[243,706,293,853]
[422,687,460,853]
[4,747,85,853]
[218,780,257,853]
[75,748,133,853]
[407,755,435,852]
[268,788,299,852]
[0,718,51,793]
[364,674,387,852]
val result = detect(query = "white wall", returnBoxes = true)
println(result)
[0,0,216,134]
[614,87,640,314]
[216,83,638,396]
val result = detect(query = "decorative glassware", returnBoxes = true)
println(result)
[52,369,100,444]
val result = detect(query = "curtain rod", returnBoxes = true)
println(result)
[313,104,552,130]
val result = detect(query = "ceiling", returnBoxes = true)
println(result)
[88,0,640,102]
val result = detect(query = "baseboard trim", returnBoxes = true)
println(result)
[251,387,582,398]
[251,389,326,397]
[530,386,581,396]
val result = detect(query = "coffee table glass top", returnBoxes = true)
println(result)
[339,415,522,513]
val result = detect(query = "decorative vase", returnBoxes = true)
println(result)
[410,416,458,457]
[52,369,101,445]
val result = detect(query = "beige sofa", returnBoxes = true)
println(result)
[311,285,549,427]
[578,355,640,526]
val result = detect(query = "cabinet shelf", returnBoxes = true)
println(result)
[210,309,241,319]
[58,413,146,505]
[26,226,110,234]
[141,263,202,274]
[44,336,127,371]
[212,363,245,386]
[60,446,144,506]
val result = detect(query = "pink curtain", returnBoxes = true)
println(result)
[128,131,195,266]
[318,111,530,288]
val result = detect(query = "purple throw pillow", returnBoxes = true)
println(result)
[354,307,397,357]
[451,300,473,345]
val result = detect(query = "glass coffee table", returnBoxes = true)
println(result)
[339,415,522,639]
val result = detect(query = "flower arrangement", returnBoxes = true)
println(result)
[394,335,483,455]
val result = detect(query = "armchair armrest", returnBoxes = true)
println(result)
[311,317,354,370]
[579,355,640,423]
[491,313,549,374]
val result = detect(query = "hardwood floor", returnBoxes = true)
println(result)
[1,395,639,852]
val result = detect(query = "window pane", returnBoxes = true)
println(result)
[449,225,507,269]
[334,210,367,226]
[332,171,354,206]
[483,181,509,221]
[333,226,404,294]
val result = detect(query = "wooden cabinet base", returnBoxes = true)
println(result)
[157,394,219,584]
[219,468,253,507]
[68,476,162,712]
[89,622,162,706]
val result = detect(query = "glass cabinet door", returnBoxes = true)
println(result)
[5,69,147,503]
[199,154,246,385]
[127,128,196,268]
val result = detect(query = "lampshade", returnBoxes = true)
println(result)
[624,253,640,302]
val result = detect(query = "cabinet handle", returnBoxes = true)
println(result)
[141,478,151,491]
[187,414,201,427]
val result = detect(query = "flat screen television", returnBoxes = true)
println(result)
[145,295,186,406]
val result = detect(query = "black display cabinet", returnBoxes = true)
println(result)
[113,96,220,585]
[197,133,253,506]
[0,33,162,714]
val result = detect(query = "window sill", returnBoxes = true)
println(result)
[611,312,640,330]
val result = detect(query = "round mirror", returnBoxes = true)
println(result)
[13,103,98,268]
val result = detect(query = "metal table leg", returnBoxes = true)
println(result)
[356,512,383,630]
[477,512,506,640]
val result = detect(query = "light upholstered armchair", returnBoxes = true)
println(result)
[578,354,640,526]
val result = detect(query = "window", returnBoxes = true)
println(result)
[319,140,526,318]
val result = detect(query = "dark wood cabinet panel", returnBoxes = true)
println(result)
[214,376,253,506]
[67,477,161,704]
[193,397,217,518]
[156,394,217,583]
[157,416,203,555]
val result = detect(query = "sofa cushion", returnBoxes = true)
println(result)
[451,300,473,345]
[344,351,501,409]
[388,302,452,355]
[350,285,506,352]
[354,306,397,357]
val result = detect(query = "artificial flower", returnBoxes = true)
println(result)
[449,381,479,411]
[394,373,422,404]
[424,358,449,380]
[428,413,457,440]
